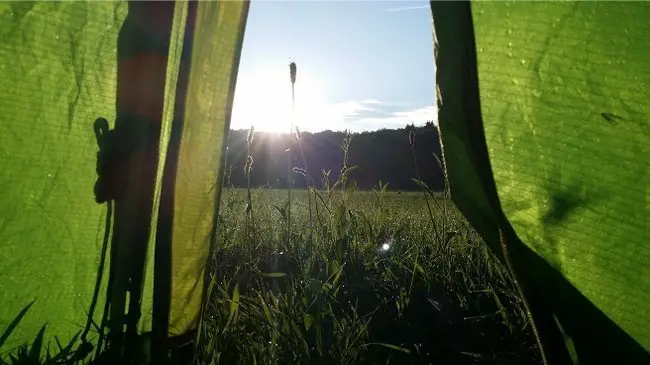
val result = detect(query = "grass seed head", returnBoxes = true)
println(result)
[289,62,297,85]
[245,155,254,173]
[292,167,307,177]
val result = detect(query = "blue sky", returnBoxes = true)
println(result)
[231,1,436,133]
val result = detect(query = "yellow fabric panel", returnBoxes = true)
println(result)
[168,1,249,335]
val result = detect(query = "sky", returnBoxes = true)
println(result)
[230,0,437,133]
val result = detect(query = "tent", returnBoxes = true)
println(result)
[0,1,648,364]
[1,1,248,363]
[431,2,649,363]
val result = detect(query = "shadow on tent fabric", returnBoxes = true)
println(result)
[30,121,115,361]
[430,1,650,364]
[72,118,117,360]
[87,2,174,364]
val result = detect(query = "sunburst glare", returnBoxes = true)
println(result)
[232,64,326,133]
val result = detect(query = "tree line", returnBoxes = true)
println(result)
[224,122,444,192]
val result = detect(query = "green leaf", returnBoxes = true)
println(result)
[257,292,272,324]
[303,314,313,331]
[0,299,35,350]
[313,190,331,214]
[361,342,411,354]
[29,323,47,362]
[326,262,345,296]
[272,204,287,221]
[55,336,64,353]
[53,330,80,360]
[261,272,287,278]
[410,178,429,192]
[223,283,240,332]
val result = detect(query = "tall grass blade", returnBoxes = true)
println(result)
[0,299,35,350]
[257,292,273,324]
[226,283,240,330]
[261,272,288,278]
[361,342,411,354]
[29,323,46,362]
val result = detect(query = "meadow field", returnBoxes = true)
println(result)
[197,186,541,364]
[0,128,542,364]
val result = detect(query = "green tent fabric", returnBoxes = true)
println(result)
[0,1,128,350]
[0,1,249,361]
[431,1,649,363]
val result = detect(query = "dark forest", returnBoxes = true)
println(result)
[224,121,444,191]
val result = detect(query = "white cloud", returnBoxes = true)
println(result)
[393,105,437,122]
[351,106,437,131]
[360,98,383,105]
[311,100,437,133]
[327,100,378,118]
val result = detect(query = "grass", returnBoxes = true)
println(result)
[0,177,541,365]
[0,129,541,364]
[194,126,540,364]
[0,186,541,365]
[0,153,542,365]
[195,180,541,364]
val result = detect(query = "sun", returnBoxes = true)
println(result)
[231,65,326,133]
